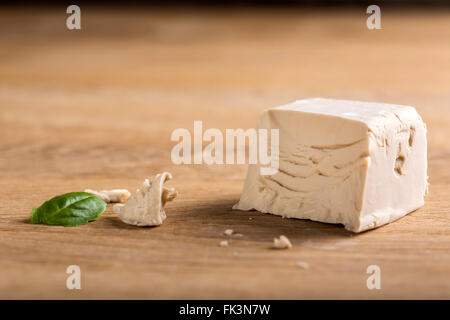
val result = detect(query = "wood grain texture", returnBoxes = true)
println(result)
[0,7,449,299]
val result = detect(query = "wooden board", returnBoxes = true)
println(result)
[0,7,449,299]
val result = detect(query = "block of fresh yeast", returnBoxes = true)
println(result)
[233,98,428,232]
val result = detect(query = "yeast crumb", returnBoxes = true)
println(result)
[273,235,292,249]
[219,240,229,247]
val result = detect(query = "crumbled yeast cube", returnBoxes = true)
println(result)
[233,98,428,232]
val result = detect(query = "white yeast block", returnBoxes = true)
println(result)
[233,98,428,232]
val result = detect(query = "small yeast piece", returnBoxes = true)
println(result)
[273,235,292,249]
[84,189,131,203]
[224,229,234,236]
[296,261,309,269]
[219,240,229,247]
[113,172,178,226]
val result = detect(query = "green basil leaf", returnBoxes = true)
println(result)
[30,192,106,227]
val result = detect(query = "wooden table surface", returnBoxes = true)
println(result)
[0,7,449,299]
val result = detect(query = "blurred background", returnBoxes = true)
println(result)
[1,0,449,181]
